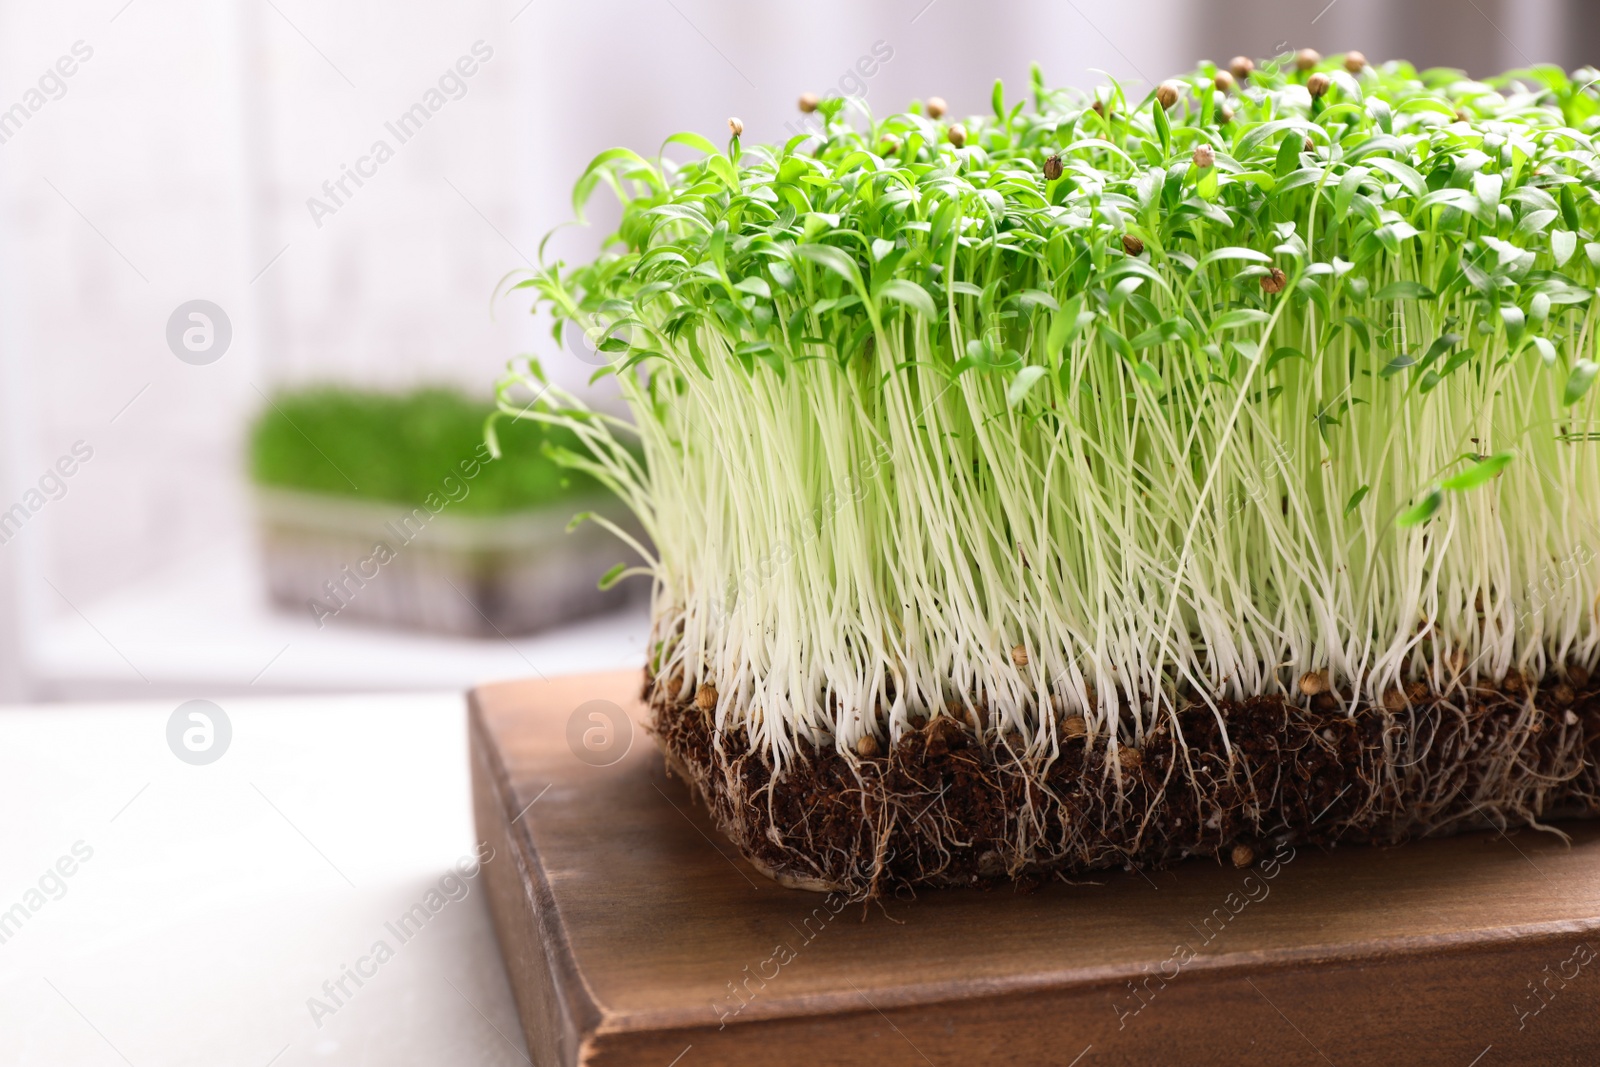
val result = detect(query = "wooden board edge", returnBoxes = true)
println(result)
[577,928,1600,1066]
[589,916,1600,1038]
[470,689,604,1067]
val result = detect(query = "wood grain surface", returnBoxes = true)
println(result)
[470,671,1600,1067]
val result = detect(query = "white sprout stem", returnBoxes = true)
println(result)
[503,270,1600,771]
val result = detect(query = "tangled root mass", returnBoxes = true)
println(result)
[647,670,1600,898]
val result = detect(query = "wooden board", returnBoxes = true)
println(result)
[470,671,1600,1067]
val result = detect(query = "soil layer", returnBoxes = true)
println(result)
[645,671,1600,898]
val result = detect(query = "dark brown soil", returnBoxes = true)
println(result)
[645,671,1600,899]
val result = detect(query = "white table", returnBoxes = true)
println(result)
[0,691,532,1066]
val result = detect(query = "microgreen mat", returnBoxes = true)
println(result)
[252,386,599,515]
[497,53,1600,764]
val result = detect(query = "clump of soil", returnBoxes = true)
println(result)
[645,671,1600,899]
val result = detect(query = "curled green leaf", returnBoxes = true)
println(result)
[1440,451,1513,492]
[1564,360,1599,405]
[1397,488,1444,527]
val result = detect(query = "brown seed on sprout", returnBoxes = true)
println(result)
[1230,842,1255,868]
[1010,644,1029,668]
[727,116,744,137]
[695,684,718,711]
[1296,47,1322,71]
[855,734,881,758]
[1214,69,1235,93]
[1554,683,1577,706]
[1218,104,1234,125]
[1304,137,1316,152]
[1230,55,1255,81]
[1344,50,1368,73]
[1043,153,1063,180]
[1192,143,1215,168]
[1298,669,1330,696]
[1262,267,1288,294]
[926,95,947,119]
[1118,745,1142,774]
[1122,234,1145,256]
[1307,72,1332,98]
[947,123,967,147]
[880,134,902,156]
[1061,715,1088,739]
[798,92,819,113]
[1156,81,1180,109]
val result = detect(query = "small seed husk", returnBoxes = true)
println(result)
[1156,82,1180,109]
[798,92,819,113]
[1298,669,1330,696]
[947,123,967,148]
[1230,55,1255,80]
[1230,842,1255,868]
[1061,715,1088,739]
[1010,644,1029,668]
[1213,70,1235,93]
[695,684,718,711]
[1344,50,1368,73]
[856,734,882,758]
[1296,48,1322,71]
[925,95,947,119]
[1043,153,1063,181]
[1262,267,1287,293]
[1307,72,1332,98]
[1122,234,1145,256]
[1192,143,1215,168]
[727,116,744,137]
